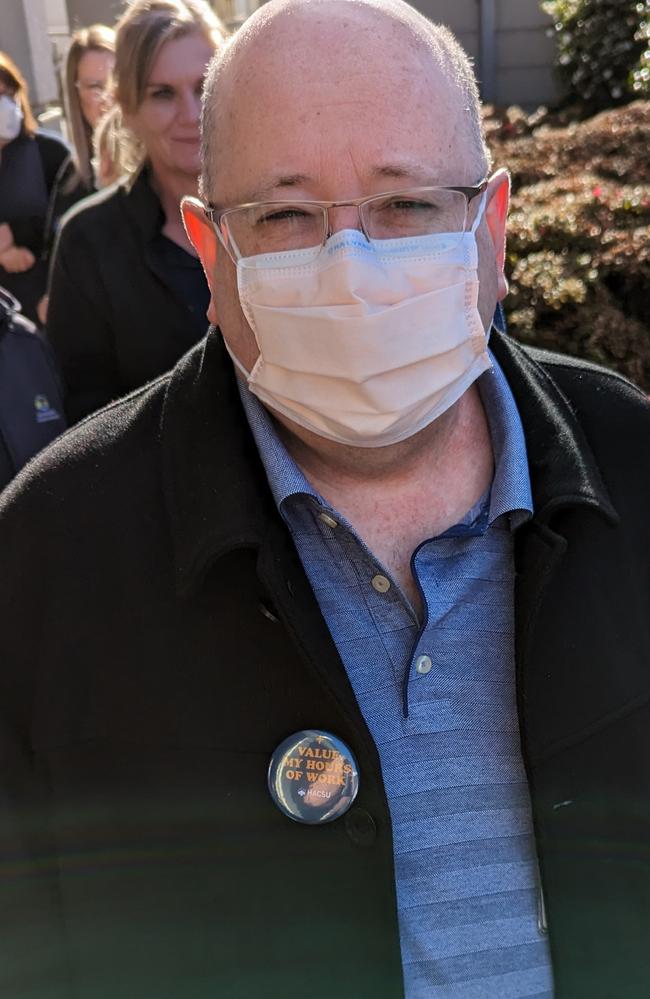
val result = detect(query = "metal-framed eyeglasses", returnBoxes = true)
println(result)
[203,181,488,262]
[75,80,110,96]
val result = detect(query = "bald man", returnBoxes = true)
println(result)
[0,2,648,997]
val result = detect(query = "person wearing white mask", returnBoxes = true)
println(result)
[0,52,70,323]
[0,2,648,998]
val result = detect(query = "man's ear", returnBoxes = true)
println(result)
[182,196,219,274]
[181,197,222,324]
[484,168,510,300]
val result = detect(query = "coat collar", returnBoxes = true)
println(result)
[489,333,617,525]
[161,329,277,596]
[120,166,165,244]
[161,327,617,597]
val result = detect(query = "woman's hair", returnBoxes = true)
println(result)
[114,0,226,174]
[92,104,129,187]
[0,51,37,138]
[64,24,116,188]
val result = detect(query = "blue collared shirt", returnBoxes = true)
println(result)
[238,354,554,998]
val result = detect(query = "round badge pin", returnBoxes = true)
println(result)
[268,730,360,824]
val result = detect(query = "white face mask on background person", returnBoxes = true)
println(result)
[0,94,23,142]
[228,192,492,448]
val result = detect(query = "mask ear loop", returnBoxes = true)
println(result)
[215,218,244,264]
[470,190,489,235]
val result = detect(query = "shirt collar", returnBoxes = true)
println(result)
[161,328,617,598]
[478,350,534,527]
[238,347,533,532]
[237,377,318,512]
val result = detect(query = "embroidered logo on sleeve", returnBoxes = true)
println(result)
[34,394,63,424]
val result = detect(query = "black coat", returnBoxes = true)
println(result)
[1,131,71,258]
[0,131,71,324]
[46,169,209,424]
[0,329,648,998]
[0,288,65,491]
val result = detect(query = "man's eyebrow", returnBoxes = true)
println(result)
[370,162,436,183]
[220,165,439,208]
[243,174,313,203]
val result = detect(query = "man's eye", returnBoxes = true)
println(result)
[258,208,313,224]
[385,198,434,212]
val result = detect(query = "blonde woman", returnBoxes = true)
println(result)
[63,24,116,191]
[47,0,225,422]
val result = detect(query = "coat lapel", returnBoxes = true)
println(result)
[161,329,379,742]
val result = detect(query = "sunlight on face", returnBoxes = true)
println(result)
[76,49,115,129]
[129,31,215,182]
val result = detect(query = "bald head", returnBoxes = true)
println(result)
[199,0,490,202]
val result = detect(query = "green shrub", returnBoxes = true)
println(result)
[484,101,650,389]
[630,19,650,96]
[543,0,649,111]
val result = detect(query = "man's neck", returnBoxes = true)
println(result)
[273,385,494,614]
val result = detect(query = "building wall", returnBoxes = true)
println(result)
[65,0,123,30]
[415,0,481,63]
[405,0,562,107]
[64,0,241,31]
[0,1,34,92]
[0,0,59,106]
[494,0,560,106]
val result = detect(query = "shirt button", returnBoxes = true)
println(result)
[371,574,391,594]
[415,654,433,675]
[318,512,338,529]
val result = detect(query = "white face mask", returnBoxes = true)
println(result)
[229,193,492,448]
[0,94,23,142]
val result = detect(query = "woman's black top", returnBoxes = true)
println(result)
[0,130,71,323]
[47,169,210,422]
[149,233,210,331]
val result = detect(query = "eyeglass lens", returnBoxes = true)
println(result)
[77,82,108,95]
[223,188,468,257]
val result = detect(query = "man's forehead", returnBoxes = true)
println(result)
[202,0,482,200]
[210,75,466,202]
[218,0,462,122]
[225,2,445,90]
